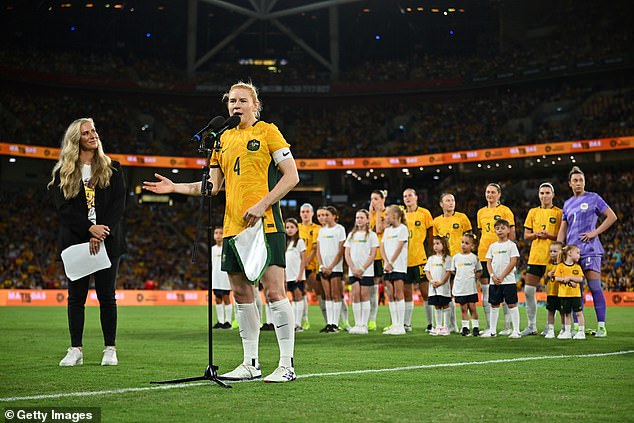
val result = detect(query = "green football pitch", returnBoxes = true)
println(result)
[1,305,633,422]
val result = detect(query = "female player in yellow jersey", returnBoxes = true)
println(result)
[433,192,472,256]
[520,182,562,336]
[403,188,434,332]
[368,190,387,330]
[143,81,299,383]
[476,183,515,332]
[299,203,323,330]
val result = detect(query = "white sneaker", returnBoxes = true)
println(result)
[429,327,440,336]
[404,324,412,332]
[218,363,262,381]
[544,330,555,339]
[263,366,296,383]
[508,331,522,339]
[101,346,118,366]
[498,328,513,336]
[520,327,537,337]
[480,329,496,338]
[439,327,450,336]
[59,347,83,367]
[573,331,586,340]
[349,326,362,335]
[540,328,547,336]
[595,327,608,338]
[557,331,572,339]
[358,326,368,335]
[385,326,406,335]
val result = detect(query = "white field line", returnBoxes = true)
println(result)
[1,350,632,402]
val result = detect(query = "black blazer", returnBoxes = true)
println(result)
[52,160,127,258]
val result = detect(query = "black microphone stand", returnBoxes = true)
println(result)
[150,132,231,389]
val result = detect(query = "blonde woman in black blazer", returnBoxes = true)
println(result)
[48,118,126,367]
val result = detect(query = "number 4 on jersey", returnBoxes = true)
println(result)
[233,157,240,175]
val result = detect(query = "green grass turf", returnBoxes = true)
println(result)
[1,305,633,422]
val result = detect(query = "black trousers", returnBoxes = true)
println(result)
[67,257,120,347]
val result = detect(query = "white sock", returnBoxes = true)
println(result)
[333,301,342,326]
[434,308,443,329]
[369,285,379,321]
[502,302,511,328]
[318,295,328,323]
[564,323,571,333]
[235,302,260,366]
[215,304,224,323]
[254,287,263,321]
[339,299,348,324]
[269,298,294,368]
[352,302,361,327]
[388,301,396,326]
[404,301,414,326]
[265,302,273,324]
[294,300,304,328]
[461,319,469,330]
[471,319,479,329]
[489,307,500,333]
[360,301,370,327]
[424,300,433,327]
[579,324,585,333]
[395,299,405,328]
[443,308,451,329]
[481,284,490,328]
[510,307,520,332]
[302,296,309,321]
[449,299,457,330]
[524,285,537,329]
[547,323,554,331]
[325,300,334,325]
[598,321,605,329]
[224,303,233,324]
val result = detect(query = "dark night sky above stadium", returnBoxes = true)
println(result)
[2,0,499,70]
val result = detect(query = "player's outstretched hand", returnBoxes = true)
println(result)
[143,173,175,194]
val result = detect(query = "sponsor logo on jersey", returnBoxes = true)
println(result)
[580,203,589,210]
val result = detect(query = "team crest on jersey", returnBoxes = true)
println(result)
[453,223,459,229]
[573,269,580,275]
[415,221,421,226]
[494,215,501,220]
[549,217,557,224]
[247,139,260,151]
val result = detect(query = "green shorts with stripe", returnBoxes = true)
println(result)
[221,232,286,277]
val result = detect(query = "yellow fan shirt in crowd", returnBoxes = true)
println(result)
[555,262,583,297]
[524,206,562,265]
[405,206,434,266]
[433,211,472,256]
[299,222,321,271]
[211,121,290,237]
[476,204,515,261]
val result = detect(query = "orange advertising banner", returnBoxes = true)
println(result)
[2,289,633,307]
[1,136,632,170]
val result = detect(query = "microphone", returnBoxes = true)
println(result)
[210,115,241,151]
[191,116,225,143]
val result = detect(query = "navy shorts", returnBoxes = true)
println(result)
[320,271,343,280]
[546,295,560,312]
[349,276,375,287]
[373,260,384,277]
[560,297,582,314]
[383,272,407,282]
[406,264,425,284]
[286,281,305,292]
[429,295,452,307]
[526,264,546,278]
[455,293,479,305]
[480,261,490,279]
[488,284,518,306]
[213,289,230,298]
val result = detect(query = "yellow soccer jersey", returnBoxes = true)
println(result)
[211,121,290,237]
[524,206,562,266]
[555,262,583,297]
[433,212,472,256]
[370,209,387,260]
[477,205,515,261]
[545,262,559,296]
[299,222,321,271]
[406,207,434,266]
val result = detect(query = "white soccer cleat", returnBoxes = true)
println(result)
[218,363,262,381]
[557,331,572,339]
[479,329,496,338]
[263,366,296,383]
[595,327,608,338]
[59,347,83,367]
[439,327,450,336]
[404,324,412,333]
[544,330,555,339]
[101,346,118,366]
[498,328,513,336]
[573,331,586,340]
[520,327,537,337]
[508,331,522,339]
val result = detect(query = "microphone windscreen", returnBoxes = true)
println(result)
[225,115,241,129]
[209,116,226,130]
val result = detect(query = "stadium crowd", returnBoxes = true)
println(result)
[2,168,631,293]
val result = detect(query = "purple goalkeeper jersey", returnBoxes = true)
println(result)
[562,191,609,257]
